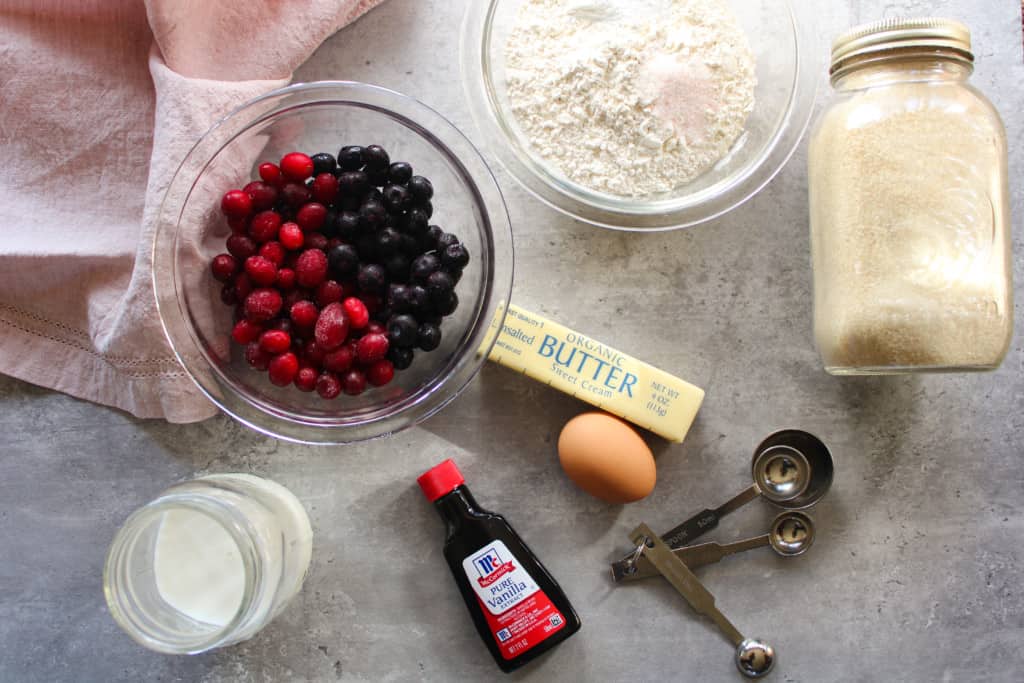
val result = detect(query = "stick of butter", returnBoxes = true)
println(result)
[487,304,704,443]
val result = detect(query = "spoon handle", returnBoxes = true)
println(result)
[615,534,771,581]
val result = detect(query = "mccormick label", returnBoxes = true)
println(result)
[462,540,568,660]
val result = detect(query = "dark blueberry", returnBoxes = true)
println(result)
[321,207,339,238]
[363,187,384,204]
[385,253,411,281]
[398,233,420,256]
[376,228,402,256]
[311,153,337,176]
[387,346,414,370]
[338,170,369,195]
[372,307,392,324]
[420,200,434,219]
[387,314,419,348]
[441,243,470,270]
[357,263,387,293]
[387,284,412,313]
[437,232,460,251]
[363,144,390,171]
[359,199,387,231]
[446,267,463,285]
[337,146,364,171]
[328,244,360,277]
[433,290,459,316]
[408,175,434,202]
[411,253,441,282]
[424,225,444,248]
[356,234,378,260]
[408,285,431,316]
[382,184,412,213]
[340,195,361,212]
[417,322,442,351]
[335,210,361,240]
[388,162,413,185]
[367,167,389,188]
[382,213,398,230]
[405,207,429,236]
[426,270,455,304]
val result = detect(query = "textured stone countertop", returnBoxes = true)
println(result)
[2,1,1022,681]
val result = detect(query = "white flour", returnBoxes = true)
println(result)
[505,0,756,197]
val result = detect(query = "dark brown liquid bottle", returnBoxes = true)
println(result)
[417,459,582,673]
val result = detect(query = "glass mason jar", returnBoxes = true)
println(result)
[808,18,1012,374]
[103,474,313,654]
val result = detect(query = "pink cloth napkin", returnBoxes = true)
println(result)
[0,0,384,422]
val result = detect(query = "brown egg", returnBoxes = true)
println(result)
[557,412,656,503]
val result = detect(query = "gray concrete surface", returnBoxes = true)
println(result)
[2,1,1023,681]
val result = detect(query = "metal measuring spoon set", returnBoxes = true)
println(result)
[613,430,834,678]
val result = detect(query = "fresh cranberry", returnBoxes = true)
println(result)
[244,341,271,370]
[211,254,237,283]
[228,215,249,235]
[314,302,350,351]
[226,234,257,260]
[296,202,327,232]
[342,368,367,396]
[220,189,252,218]
[278,222,304,251]
[323,344,356,373]
[302,339,327,365]
[290,300,318,328]
[243,288,283,322]
[311,173,339,205]
[281,182,312,208]
[315,280,344,307]
[259,162,283,186]
[356,333,389,364]
[244,181,278,211]
[221,284,238,305]
[342,297,370,329]
[294,365,318,392]
[303,232,329,251]
[276,267,296,290]
[316,371,342,399]
[231,319,262,345]
[295,249,328,288]
[340,280,358,298]
[268,352,299,386]
[280,152,314,182]
[258,241,286,266]
[259,329,292,354]
[367,359,395,387]
[244,255,278,286]
[233,273,253,300]
[249,210,282,243]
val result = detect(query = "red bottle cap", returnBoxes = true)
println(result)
[417,459,465,502]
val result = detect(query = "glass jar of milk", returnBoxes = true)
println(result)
[103,474,313,654]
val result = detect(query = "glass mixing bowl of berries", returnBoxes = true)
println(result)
[153,82,514,444]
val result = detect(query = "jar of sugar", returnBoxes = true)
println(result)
[103,474,313,654]
[808,18,1012,374]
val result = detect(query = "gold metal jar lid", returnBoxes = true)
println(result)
[830,18,973,75]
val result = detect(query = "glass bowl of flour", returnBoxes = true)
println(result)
[462,0,820,230]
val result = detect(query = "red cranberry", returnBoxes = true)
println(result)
[276,268,296,291]
[366,359,395,387]
[233,273,253,300]
[281,182,312,208]
[342,297,369,329]
[244,341,271,370]
[303,232,329,251]
[249,210,282,243]
[211,254,238,283]
[290,300,318,328]
[316,371,342,399]
[228,215,249,235]
[342,368,367,396]
[296,202,327,232]
[226,234,257,260]
[220,189,252,218]
[280,152,314,182]
[268,352,299,386]
[302,339,327,366]
[295,249,328,288]
[244,255,278,287]
[315,280,344,307]
[311,173,339,205]
[259,162,283,186]
[259,329,292,354]
[243,288,283,322]
[221,284,238,305]
[314,302,350,351]
[243,181,278,211]
[323,344,355,373]
[366,321,386,336]
[356,333,389,364]
[294,365,318,392]
[258,241,286,266]
[361,293,383,314]
[231,319,262,344]
[278,222,304,251]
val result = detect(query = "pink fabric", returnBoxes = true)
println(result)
[0,0,384,422]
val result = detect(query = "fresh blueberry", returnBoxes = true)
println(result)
[433,290,459,316]
[408,175,434,202]
[441,243,470,270]
[387,314,419,348]
[385,253,411,281]
[311,153,337,176]
[328,244,360,277]
[376,228,402,256]
[411,253,441,282]
[387,284,413,313]
[387,346,414,370]
[426,270,455,304]
[405,207,429,236]
[383,184,412,213]
[337,146,364,171]
[338,170,368,195]
[357,263,387,293]
[359,199,387,231]
[398,233,420,256]
[363,145,390,171]
[437,232,460,251]
[408,285,431,316]
[388,162,413,185]
[335,210,361,240]
[420,200,433,219]
[417,322,442,351]
[367,167,389,188]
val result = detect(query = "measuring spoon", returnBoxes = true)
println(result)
[630,523,776,678]
[611,429,832,581]
[617,511,815,581]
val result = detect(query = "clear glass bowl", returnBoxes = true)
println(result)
[153,82,514,444]
[461,0,820,231]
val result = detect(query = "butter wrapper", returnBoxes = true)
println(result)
[487,304,704,442]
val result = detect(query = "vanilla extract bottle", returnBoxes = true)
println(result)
[417,459,581,672]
